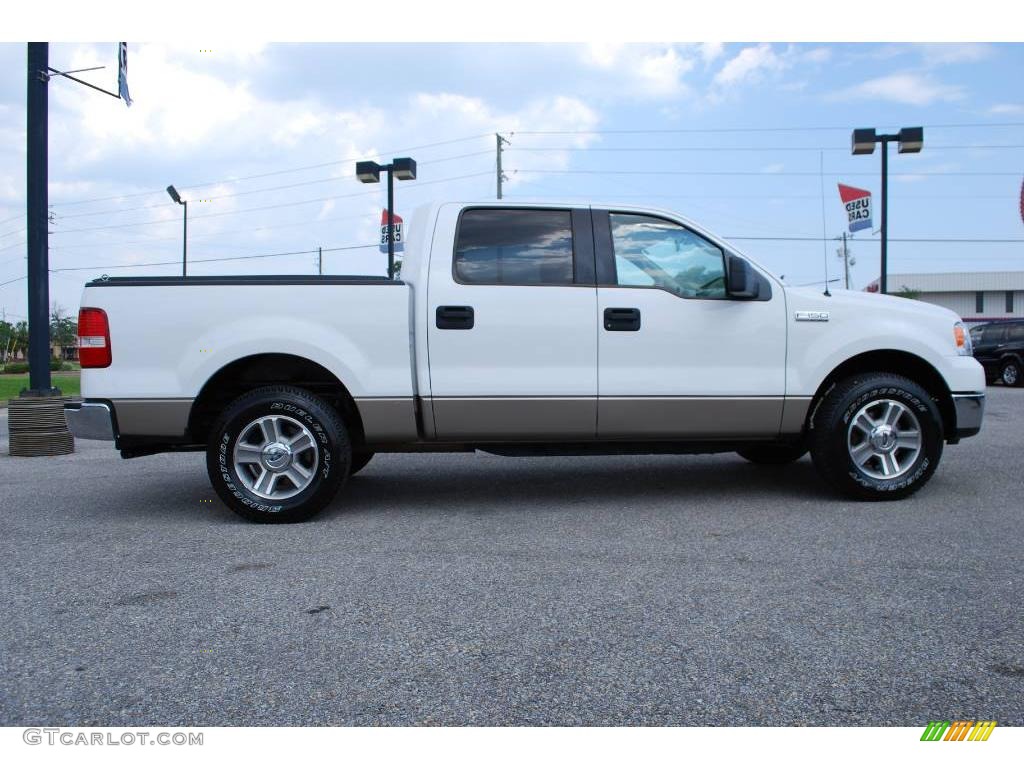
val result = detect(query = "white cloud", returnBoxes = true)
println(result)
[712,44,784,88]
[830,72,965,106]
[698,43,725,65]
[989,103,1024,115]
[801,47,831,64]
[581,44,694,99]
[916,43,993,65]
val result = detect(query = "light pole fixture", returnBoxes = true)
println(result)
[850,127,923,294]
[166,184,187,277]
[355,157,417,279]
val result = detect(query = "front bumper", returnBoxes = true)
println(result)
[951,392,985,440]
[64,401,115,441]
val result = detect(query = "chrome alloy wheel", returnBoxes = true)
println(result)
[232,415,319,500]
[846,398,922,481]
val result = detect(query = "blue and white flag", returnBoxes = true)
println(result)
[118,42,132,107]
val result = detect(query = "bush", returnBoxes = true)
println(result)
[1,360,69,374]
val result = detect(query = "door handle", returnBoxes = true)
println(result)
[436,305,475,330]
[604,307,641,332]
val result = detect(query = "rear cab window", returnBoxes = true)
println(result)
[454,208,575,285]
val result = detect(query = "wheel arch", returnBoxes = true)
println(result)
[187,353,365,446]
[807,349,955,439]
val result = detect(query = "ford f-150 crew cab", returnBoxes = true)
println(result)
[65,202,986,522]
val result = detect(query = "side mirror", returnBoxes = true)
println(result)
[727,255,760,299]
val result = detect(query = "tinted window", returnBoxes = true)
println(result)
[454,209,574,285]
[609,213,726,299]
[1006,323,1024,342]
[981,325,1006,344]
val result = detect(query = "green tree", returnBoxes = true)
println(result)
[49,304,78,350]
[893,285,922,301]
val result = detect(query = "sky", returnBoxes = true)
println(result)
[0,41,1022,321]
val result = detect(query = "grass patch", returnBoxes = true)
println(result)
[0,373,81,403]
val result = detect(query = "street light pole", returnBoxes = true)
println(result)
[879,137,889,294]
[386,165,394,280]
[182,199,187,277]
[355,157,417,280]
[851,127,923,295]
[166,185,187,276]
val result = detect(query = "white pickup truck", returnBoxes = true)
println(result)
[65,202,985,522]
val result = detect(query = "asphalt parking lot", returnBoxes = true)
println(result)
[1,387,1021,727]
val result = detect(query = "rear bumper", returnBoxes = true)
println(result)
[951,392,985,440]
[64,401,115,441]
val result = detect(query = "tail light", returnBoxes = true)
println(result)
[78,307,111,368]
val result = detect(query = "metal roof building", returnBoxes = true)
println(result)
[866,271,1024,324]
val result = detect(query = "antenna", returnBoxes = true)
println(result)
[819,150,831,296]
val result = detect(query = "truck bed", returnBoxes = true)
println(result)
[78,275,415,441]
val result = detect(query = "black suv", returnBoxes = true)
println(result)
[970,319,1024,387]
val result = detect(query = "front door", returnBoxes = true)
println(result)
[593,209,788,439]
[426,204,598,440]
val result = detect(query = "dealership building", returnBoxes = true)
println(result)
[866,271,1024,325]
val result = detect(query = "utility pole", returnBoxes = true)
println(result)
[841,232,850,290]
[496,133,510,200]
[318,246,322,276]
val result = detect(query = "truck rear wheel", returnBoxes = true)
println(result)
[809,373,943,501]
[205,386,351,523]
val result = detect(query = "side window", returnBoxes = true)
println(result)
[609,213,726,299]
[454,208,574,285]
[981,325,1005,344]
[1007,323,1024,342]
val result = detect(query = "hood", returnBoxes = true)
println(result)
[782,286,961,324]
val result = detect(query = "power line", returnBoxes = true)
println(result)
[47,209,381,251]
[502,191,1013,201]
[513,168,1020,177]
[49,243,379,274]
[725,236,1024,243]
[510,144,1024,153]
[50,171,493,235]
[0,240,27,254]
[510,121,1024,136]
[52,150,495,221]
[50,133,494,208]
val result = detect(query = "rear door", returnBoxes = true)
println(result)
[426,204,598,440]
[974,324,1007,374]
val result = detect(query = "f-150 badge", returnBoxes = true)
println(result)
[795,311,830,321]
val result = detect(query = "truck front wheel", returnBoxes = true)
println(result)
[205,386,351,523]
[809,374,943,501]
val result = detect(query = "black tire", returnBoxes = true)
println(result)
[206,386,351,523]
[737,442,808,465]
[808,373,943,501]
[349,450,375,476]
[1001,358,1022,387]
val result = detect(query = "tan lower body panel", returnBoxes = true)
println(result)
[598,397,785,439]
[779,396,812,435]
[354,397,419,443]
[111,398,193,437]
[431,397,596,440]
